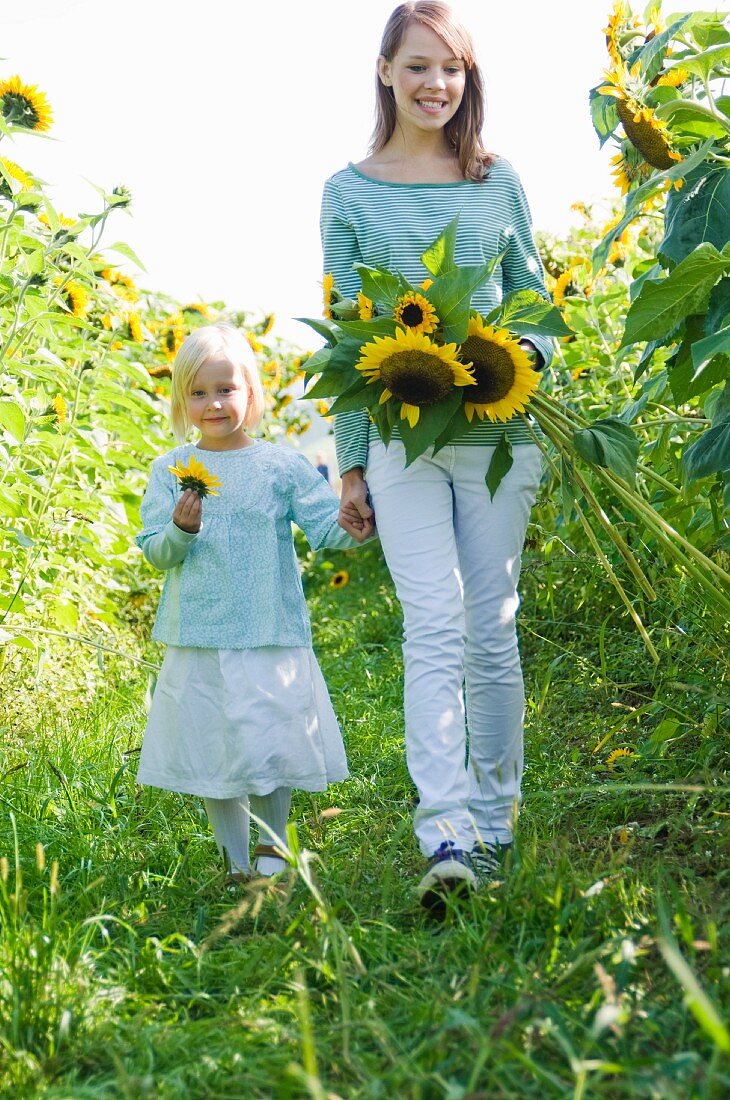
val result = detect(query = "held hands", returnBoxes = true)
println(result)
[338,468,374,542]
[173,488,202,533]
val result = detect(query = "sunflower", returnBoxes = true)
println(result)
[322,272,335,319]
[63,281,90,319]
[0,75,53,132]
[610,143,653,194]
[278,394,294,408]
[262,312,275,335]
[183,302,211,318]
[553,269,577,306]
[603,0,629,65]
[599,63,681,170]
[38,211,75,229]
[247,332,262,354]
[356,327,474,429]
[393,290,439,335]
[458,317,538,423]
[316,400,332,419]
[606,747,638,771]
[357,292,374,321]
[0,157,33,200]
[330,570,349,589]
[162,315,185,360]
[168,454,222,497]
[656,67,689,88]
[53,394,67,423]
[126,312,143,343]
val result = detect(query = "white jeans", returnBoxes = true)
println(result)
[365,438,542,854]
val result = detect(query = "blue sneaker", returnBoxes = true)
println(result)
[418,841,476,917]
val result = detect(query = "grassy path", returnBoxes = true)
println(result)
[1,542,728,1097]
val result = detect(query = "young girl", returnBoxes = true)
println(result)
[136,323,361,882]
[322,1,552,915]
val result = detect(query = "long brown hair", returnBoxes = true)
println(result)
[370,1,497,182]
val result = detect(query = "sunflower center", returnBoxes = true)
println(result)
[400,303,425,327]
[1,93,39,129]
[616,100,675,170]
[460,336,516,403]
[379,350,454,407]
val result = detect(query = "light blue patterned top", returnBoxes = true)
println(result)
[136,441,359,649]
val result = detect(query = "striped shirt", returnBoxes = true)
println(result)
[320,160,553,475]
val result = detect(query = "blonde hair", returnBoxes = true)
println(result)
[372,1,497,182]
[170,323,264,442]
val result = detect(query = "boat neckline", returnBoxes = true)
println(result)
[346,161,475,188]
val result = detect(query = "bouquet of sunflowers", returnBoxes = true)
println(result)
[300,215,730,661]
[301,216,570,483]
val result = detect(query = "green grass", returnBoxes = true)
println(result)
[1,541,728,1098]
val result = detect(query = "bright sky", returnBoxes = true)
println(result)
[1,0,720,346]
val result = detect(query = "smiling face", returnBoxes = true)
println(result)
[186,353,251,450]
[378,21,466,140]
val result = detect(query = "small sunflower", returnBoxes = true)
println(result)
[606,747,638,771]
[53,394,67,423]
[610,143,654,194]
[262,312,275,335]
[63,281,90,319]
[0,157,33,200]
[553,269,577,306]
[316,400,332,419]
[356,327,474,429]
[278,394,294,408]
[0,75,53,132]
[393,290,439,335]
[357,292,374,321]
[330,570,349,589]
[38,211,75,229]
[322,272,335,319]
[162,315,185,360]
[599,63,681,170]
[458,317,538,423]
[247,332,262,354]
[126,312,143,343]
[168,454,222,497]
[656,67,689,88]
[183,302,212,318]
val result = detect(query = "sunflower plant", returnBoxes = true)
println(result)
[300,215,569,470]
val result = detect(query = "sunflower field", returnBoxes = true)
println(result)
[0,3,728,1097]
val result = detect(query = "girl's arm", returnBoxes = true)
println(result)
[320,177,371,480]
[135,461,200,570]
[288,453,375,551]
[500,167,555,370]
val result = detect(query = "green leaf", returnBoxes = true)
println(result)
[399,389,463,466]
[300,347,332,376]
[691,323,730,377]
[0,399,26,442]
[706,275,730,334]
[589,85,619,147]
[654,98,730,140]
[622,243,730,347]
[354,265,402,310]
[294,316,339,345]
[660,165,730,267]
[327,379,372,415]
[628,16,690,83]
[421,215,459,276]
[679,43,730,83]
[302,370,351,399]
[334,317,397,341]
[682,420,730,480]
[657,930,730,1052]
[494,291,572,338]
[429,259,503,344]
[107,241,146,271]
[485,432,513,500]
[574,417,640,485]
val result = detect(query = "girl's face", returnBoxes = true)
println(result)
[378,22,466,139]
[186,353,251,450]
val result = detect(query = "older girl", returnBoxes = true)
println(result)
[321,1,552,915]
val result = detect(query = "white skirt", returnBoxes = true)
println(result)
[137,646,348,798]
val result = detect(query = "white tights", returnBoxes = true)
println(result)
[203,787,291,876]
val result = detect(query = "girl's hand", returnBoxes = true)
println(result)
[339,468,374,542]
[173,488,202,533]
